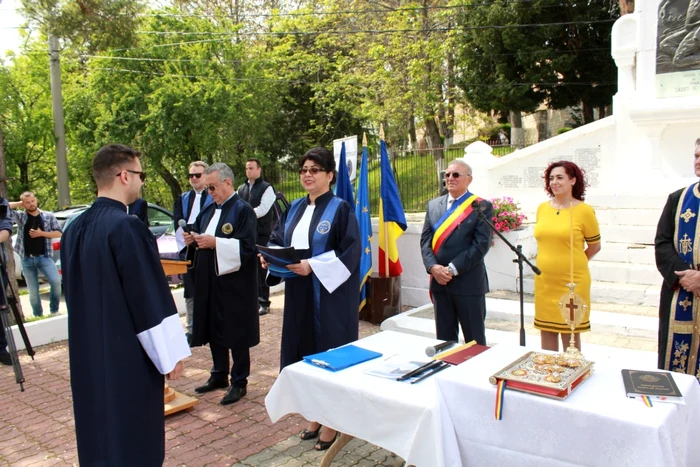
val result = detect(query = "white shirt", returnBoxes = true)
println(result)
[247,181,276,219]
[186,190,206,224]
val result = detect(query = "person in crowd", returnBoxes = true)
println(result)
[173,161,212,342]
[184,163,259,406]
[127,197,148,225]
[238,158,276,316]
[261,147,361,451]
[420,159,493,346]
[61,143,190,465]
[9,192,62,317]
[533,160,601,351]
[654,139,700,376]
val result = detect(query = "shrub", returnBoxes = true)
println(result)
[490,197,527,233]
[557,127,573,135]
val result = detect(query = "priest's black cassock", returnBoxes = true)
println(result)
[190,194,259,384]
[61,197,190,466]
[654,184,700,378]
[267,191,361,369]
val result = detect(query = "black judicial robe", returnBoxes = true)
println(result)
[655,187,695,370]
[190,194,260,349]
[268,191,361,369]
[61,197,190,466]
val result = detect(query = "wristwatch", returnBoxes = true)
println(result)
[447,264,457,276]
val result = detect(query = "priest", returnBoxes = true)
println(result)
[655,138,700,379]
[184,163,259,406]
[61,143,190,465]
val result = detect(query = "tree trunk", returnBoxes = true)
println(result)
[582,102,594,124]
[424,117,443,162]
[156,162,182,205]
[0,124,24,322]
[509,111,525,148]
[408,111,417,151]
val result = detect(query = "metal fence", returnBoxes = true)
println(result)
[262,144,515,214]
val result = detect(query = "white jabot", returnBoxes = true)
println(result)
[204,210,222,236]
[291,205,316,250]
[187,191,204,224]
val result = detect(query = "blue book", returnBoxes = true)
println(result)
[303,345,383,372]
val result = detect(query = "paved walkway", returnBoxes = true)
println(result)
[0,292,406,467]
[0,288,660,466]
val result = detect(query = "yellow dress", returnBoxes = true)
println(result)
[533,202,601,333]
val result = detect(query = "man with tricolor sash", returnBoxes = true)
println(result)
[655,139,700,379]
[421,159,493,345]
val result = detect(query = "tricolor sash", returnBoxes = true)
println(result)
[432,192,480,254]
[665,182,700,378]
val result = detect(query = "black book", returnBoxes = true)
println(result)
[621,369,684,405]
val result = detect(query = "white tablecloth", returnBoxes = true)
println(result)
[265,331,451,467]
[435,344,700,467]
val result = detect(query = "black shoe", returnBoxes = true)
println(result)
[0,352,11,366]
[185,333,192,346]
[258,305,269,316]
[194,378,228,394]
[314,432,339,451]
[221,386,246,405]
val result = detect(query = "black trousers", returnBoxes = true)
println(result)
[257,234,271,307]
[433,292,487,345]
[210,341,250,388]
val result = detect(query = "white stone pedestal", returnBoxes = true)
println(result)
[485,226,537,292]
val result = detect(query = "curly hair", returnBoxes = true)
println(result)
[543,160,587,201]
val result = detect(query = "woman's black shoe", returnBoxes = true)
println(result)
[314,433,338,451]
[299,427,320,440]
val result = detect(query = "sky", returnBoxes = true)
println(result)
[0,0,26,55]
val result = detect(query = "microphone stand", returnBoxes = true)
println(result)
[473,202,540,346]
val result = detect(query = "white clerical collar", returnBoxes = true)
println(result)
[194,189,206,195]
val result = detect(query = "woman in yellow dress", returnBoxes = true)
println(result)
[534,161,601,351]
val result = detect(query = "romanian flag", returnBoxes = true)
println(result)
[355,135,372,312]
[378,138,406,277]
[335,142,354,205]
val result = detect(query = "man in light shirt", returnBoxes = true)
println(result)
[237,158,276,316]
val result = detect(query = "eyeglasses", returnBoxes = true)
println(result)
[444,172,470,179]
[299,166,326,175]
[188,173,202,179]
[206,182,223,192]
[116,169,146,182]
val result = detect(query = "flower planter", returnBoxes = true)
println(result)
[485,226,537,292]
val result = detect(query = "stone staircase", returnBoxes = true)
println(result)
[384,204,665,363]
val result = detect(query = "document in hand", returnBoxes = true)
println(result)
[303,345,383,372]
[257,244,301,267]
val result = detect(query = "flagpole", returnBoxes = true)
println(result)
[380,125,390,278]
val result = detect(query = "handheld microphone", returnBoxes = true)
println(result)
[178,219,197,234]
[425,340,456,357]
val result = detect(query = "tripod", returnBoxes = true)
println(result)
[472,200,540,346]
[0,250,35,391]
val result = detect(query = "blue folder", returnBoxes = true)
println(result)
[303,345,383,372]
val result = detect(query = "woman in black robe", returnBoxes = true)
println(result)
[264,147,361,451]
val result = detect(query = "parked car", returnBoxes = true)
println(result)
[12,203,176,282]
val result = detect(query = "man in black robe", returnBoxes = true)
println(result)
[62,144,190,466]
[655,140,700,376]
[184,162,259,406]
